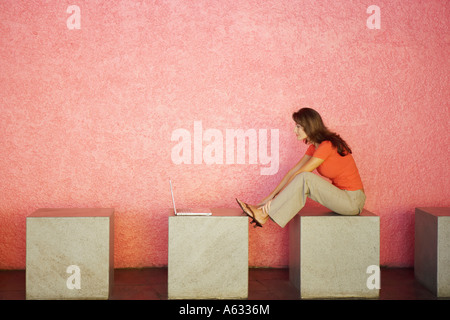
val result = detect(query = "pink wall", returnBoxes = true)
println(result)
[0,0,448,269]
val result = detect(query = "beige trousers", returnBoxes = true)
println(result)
[268,172,366,228]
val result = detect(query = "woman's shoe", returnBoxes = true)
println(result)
[235,198,263,228]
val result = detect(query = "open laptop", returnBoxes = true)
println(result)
[169,179,211,216]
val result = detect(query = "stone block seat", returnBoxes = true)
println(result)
[415,207,450,297]
[168,208,248,299]
[26,208,114,300]
[289,207,380,299]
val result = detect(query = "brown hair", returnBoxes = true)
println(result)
[292,108,352,156]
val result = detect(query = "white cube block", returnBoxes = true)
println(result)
[415,207,450,297]
[168,208,248,299]
[289,207,380,299]
[26,208,114,300]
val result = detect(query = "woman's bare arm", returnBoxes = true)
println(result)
[259,154,317,205]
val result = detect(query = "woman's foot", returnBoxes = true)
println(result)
[236,199,269,227]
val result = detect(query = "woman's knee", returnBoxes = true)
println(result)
[293,171,317,186]
[295,171,315,181]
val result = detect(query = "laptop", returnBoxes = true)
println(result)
[169,179,211,216]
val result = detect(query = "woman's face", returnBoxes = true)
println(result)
[294,123,308,141]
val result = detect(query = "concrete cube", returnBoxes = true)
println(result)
[168,208,248,299]
[289,207,380,299]
[415,207,450,297]
[26,208,114,300]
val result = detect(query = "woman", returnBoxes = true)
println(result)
[236,107,365,228]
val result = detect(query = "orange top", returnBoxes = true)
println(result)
[305,141,364,191]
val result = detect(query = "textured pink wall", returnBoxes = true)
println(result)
[0,0,449,269]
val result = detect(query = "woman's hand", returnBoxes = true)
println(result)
[257,155,311,207]
[260,156,324,206]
